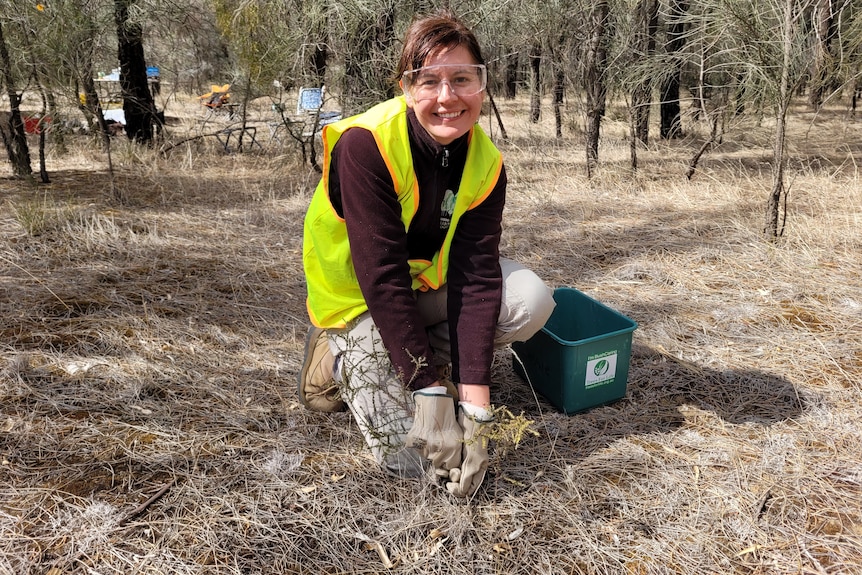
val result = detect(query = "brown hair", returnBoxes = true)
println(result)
[395,12,485,78]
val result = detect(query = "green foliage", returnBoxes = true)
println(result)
[488,405,540,456]
[3,0,859,121]
[213,0,264,79]
[10,196,76,236]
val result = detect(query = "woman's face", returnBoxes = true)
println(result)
[402,45,485,145]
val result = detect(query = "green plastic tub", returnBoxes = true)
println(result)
[512,287,637,414]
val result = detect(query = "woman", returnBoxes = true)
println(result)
[299,11,555,497]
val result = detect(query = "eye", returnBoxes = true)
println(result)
[451,75,472,85]
[416,76,441,88]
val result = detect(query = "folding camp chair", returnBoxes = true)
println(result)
[198,84,237,119]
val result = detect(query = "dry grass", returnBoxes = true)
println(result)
[1,93,861,574]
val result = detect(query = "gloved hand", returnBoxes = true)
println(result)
[446,404,493,498]
[405,390,463,478]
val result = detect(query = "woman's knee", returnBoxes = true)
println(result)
[497,258,555,343]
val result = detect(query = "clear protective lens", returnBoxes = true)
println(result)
[402,64,487,101]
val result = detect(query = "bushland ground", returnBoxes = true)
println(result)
[1,93,861,574]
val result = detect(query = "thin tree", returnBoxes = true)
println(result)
[504,49,519,99]
[583,0,610,177]
[660,0,688,139]
[548,21,572,139]
[552,65,566,138]
[807,0,840,109]
[528,42,542,122]
[766,0,799,238]
[630,0,658,148]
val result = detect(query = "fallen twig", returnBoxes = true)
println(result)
[118,479,175,527]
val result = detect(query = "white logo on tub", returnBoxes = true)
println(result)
[585,350,618,388]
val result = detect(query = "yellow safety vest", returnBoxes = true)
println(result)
[303,96,503,328]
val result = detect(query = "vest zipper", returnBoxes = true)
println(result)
[441,147,449,168]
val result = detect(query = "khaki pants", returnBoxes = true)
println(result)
[327,257,555,477]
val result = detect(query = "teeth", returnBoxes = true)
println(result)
[438,112,461,119]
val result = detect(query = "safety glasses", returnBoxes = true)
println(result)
[401,64,487,102]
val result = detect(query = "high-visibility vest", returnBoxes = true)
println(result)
[303,96,503,328]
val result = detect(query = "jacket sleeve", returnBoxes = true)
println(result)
[446,165,507,386]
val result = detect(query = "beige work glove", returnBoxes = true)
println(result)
[405,390,463,478]
[446,405,493,498]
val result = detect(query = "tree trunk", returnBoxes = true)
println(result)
[766,0,796,239]
[309,0,330,91]
[529,43,542,123]
[0,20,32,177]
[660,0,687,139]
[584,0,610,177]
[115,0,157,144]
[685,114,721,180]
[36,82,50,183]
[631,0,658,148]
[487,90,508,141]
[807,0,838,110]
[505,49,518,99]
[852,77,861,115]
[553,68,565,139]
[312,43,328,86]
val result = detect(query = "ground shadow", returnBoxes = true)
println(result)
[495,341,809,455]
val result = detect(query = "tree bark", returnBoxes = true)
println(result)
[0,20,32,177]
[488,91,508,141]
[505,49,518,99]
[584,0,610,177]
[766,0,796,239]
[631,0,658,148]
[115,0,158,144]
[529,43,542,123]
[660,0,687,139]
[807,0,838,110]
[312,43,328,86]
[852,77,861,115]
[553,68,565,139]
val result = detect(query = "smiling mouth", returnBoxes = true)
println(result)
[436,111,463,119]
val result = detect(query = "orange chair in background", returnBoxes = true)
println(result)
[198,84,235,118]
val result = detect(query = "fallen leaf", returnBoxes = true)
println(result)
[507,527,524,541]
[735,544,763,557]
[355,532,396,568]
[428,538,446,557]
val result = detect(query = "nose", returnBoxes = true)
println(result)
[437,80,458,101]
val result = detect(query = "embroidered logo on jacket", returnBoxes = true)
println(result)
[440,189,456,230]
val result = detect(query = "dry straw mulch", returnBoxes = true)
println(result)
[1,98,861,574]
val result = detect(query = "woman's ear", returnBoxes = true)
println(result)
[399,79,414,106]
